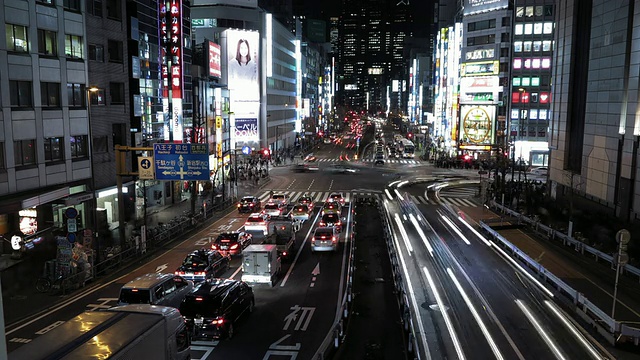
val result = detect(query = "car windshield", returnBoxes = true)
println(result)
[119,289,151,304]
[324,203,337,209]
[330,194,342,199]
[272,195,286,201]
[300,197,311,203]
[240,197,255,203]
[182,255,207,267]
[315,230,333,237]
[217,233,239,242]
[180,295,222,318]
[322,214,339,222]
[247,216,263,222]
[265,204,279,210]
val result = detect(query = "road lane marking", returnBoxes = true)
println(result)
[280,208,322,287]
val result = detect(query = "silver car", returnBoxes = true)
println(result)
[326,164,358,174]
[291,204,312,221]
[263,202,285,217]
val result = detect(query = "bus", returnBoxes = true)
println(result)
[397,138,415,158]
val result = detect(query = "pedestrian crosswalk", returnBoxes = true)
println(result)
[439,186,478,198]
[257,190,479,207]
[314,158,422,164]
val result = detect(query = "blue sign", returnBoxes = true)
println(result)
[65,207,78,219]
[140,158,152,169]
[153,144,210,181]
[241,146,252,155]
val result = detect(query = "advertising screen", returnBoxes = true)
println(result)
[208,41,221,78]
[224,29,259,103]
[234,118,259,143]
[463,0,508,16]
[459,105,496,145]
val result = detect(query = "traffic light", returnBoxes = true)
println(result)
[407,133,413,138]
[318,131,324,137]
[263,149,271,157]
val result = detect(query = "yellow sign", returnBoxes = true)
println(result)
[217,143,222,158]
[215,116,222,130]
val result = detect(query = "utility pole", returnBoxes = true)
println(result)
[612,229,631,320]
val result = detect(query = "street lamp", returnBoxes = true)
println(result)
[86,86,101,249]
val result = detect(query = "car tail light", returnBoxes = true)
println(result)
[175,271,185,276]
[332,236,337,243]
[195,271,206,276]
[320,236,326,239]
[195,297,204,301]
[211,317,225,325]
[230,244,239,250]
[211,244,218,250]
[237,204,241,208]
[221,239,230,243]
[319,222,326,227]
[249,203,254,207]
[282,251,287,256]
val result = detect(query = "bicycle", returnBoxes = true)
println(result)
[35,271,65,293]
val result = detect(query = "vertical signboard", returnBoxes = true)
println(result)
[223,29,260,148]
[459,105,496,146]
[208,41,221,78]
[160,1,170,141]
[170,0,183,142]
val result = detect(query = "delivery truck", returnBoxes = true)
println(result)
[9,305,190,360]
[241,244,281,287]
[263,215,296,262]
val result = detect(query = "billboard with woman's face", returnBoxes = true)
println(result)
[224,29,260,103]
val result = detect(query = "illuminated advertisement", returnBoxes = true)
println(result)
[224,29,259,103]
[208,41,221,78]
[160,0,184,142]
[19,208,38,236]
[459,76,502,104]
[463,0,508,16]
[465,48,495,61]
[459,105,496,145]
[234,118,259,143]
[461,60,499,77]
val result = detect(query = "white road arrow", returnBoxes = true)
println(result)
[155,263,168,273]
[311,263,320,276]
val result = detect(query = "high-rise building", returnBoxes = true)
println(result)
[0,0,94,251]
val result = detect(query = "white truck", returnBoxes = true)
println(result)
[9,305,190,360]
[241,244,281,287]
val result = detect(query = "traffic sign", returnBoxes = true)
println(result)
[616,229,631,244]
[67,233,77,243]
[67,218,77,233]
[138,156,155,180]
[65,207,78,219]
[241,146,252,155]
[615,253,630,266]
[153,144,210,181]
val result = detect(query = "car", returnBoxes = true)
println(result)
[374,155,385,165]
[244,213,270,235]
[175,249,231,282]
[270,193,290,205]
[262,202,286,217]
[211,231,253,256]
[291,204,312,221]
[529,166,548,176]
[297,195,314,210]
[327,192,346,205]
[237,196,261,213]
[304,154,317,162]
[293,163,319,173]
[326,164,358,174]
[311,227,339,252]
[321,201,342,215]
[319,213,342,232]
[118,273,193,308]
[180,278,255,340]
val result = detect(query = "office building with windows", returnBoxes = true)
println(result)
[0,0,94,252]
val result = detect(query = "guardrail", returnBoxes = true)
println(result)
[478,217,640,346]
[490,202,640,281]
[312,198,360,359]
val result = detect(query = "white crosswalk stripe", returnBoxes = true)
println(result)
[439,186,478,198]
[253,190,477,207]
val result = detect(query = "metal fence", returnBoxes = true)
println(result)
[480,201,640,346]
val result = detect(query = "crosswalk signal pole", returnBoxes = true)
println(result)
[612,229,631,320]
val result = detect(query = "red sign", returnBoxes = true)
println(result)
[540,92,550,104]
[160,2,169,98]
[208,41,221,78]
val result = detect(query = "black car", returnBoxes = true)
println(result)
[237,196,261,213]
[175,249,231,282]
[180,279,255,340]
[211,231,253,256]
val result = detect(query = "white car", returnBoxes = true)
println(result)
[262,202,286,217]
[291,204,312,222]
[529,167,548,176]
[244,213,270,235]
[270,193,290,205]
[327,192,346,205]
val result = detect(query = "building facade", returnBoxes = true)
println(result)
[1,0,93,252]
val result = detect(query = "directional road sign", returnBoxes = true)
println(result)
[241,146,252,155]
[138,156,155,180]
[154,144,210,181]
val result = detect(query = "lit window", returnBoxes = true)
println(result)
[542,58,551,68]
[534,23,543,34]
[533,41,542,52]
[37,29,57,55]
[516,6,524,17]
[513,77,521,86]
[526,6,534,17]
[524,59,531,69]
[539,109,548,120]
[512,92,521,103]
[540,92,550,104]
[90,89,106,105]
[515,24,523,35]
[71,135,88,158]
[530,109,538,120]
[521,92,530,103]
[513,58,522,69]
[14,139,36,166]
[6,24,28,53]
[544,22,554,34]
[532,58,541,68]
[531,77,540,86]
[522,77,531,86]
[524,24,533,35]
[542,40,552,51]
[524,41,532,52]
[514,41,522,52]
[65,34,83,59]
[511,109,520,119]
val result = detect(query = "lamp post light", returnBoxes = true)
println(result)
[86,86,101,252]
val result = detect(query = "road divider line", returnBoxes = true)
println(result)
[515,299,567,360]
[422,266,462,360]
[280,207,322,287]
